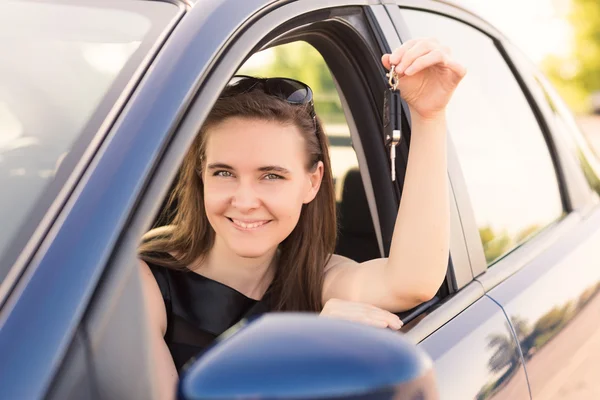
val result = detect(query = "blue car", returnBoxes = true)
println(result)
[2,0,600,399]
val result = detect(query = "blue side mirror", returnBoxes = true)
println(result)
[178,313,437,399]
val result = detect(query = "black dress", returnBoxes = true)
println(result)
[147,259,272,372]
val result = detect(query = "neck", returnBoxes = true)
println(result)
[189,237,277,300]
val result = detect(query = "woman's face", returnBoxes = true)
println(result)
[202,117,323,258]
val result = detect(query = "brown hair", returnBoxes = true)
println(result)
[139,85,337,312]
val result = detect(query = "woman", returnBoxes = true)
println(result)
[139,38,466,397]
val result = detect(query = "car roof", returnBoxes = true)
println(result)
[186,0,492,30]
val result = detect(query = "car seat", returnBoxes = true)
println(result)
[335,168,380,262]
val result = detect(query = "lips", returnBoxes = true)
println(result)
[227,217,271,230]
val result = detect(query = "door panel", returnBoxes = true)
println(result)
[419,295,530,399]
[485,208,600,399]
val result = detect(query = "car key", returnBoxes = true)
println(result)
[384,65,402,181]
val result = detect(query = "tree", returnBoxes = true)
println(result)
[238,42,345,122]
[542,0,600,113]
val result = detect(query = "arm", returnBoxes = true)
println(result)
[139,261,179,400]
[323,38,466,312]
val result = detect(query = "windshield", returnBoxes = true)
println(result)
[0,0,179,284]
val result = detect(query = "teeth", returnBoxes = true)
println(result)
[232,219,268,229]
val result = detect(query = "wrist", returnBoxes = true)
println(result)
[408,107,447,125]
[409,109,448,139]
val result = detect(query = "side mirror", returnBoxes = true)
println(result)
[178,313,438,399]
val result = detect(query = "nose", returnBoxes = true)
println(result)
[231,180,261,212]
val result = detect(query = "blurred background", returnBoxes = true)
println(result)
[461,0,600,151]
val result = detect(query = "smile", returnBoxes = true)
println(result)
[227,218,271,231]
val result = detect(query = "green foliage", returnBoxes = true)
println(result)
[237,42,345,124]
[531,303,573,348]
[478,224,540,264]
[479,226,512,263]
[541,0,600,113]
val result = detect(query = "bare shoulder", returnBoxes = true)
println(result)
[324,253,358,274]
[138,259,168,336]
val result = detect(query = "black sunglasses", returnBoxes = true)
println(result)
[226,75,316,121]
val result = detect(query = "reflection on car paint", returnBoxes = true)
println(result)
[419,296,530,400]
[487,213,600,399]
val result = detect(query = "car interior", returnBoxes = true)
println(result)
[47,9,454,399]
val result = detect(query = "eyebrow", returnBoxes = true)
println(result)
[206,163,291,175]
[206,163,234,171]
[258,165,291,175]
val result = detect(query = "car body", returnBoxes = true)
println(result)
[1,0,600,399]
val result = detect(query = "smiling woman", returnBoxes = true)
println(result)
[137,78,337,393]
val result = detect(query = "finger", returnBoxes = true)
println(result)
[358,315,389,329]
[368,309,403,330]
[382,39,419,70]
[402,49,448,76]
[447,58,467,79]
[384,313,403,330]
[396,40,437,75]
[381,53,391,70]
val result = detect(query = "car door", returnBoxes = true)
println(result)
[383,3,533,399]
[27,0,458,398]
[386,1,600,399]
[86,1,515,398]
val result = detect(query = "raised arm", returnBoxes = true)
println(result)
[323,38,466,312]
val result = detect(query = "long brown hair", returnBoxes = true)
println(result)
[139,84,337,312]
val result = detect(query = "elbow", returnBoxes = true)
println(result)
[416,275,446,303]
[393,285,438,310]
[416,287,438,304]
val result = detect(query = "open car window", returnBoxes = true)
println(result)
[237,42,381,262]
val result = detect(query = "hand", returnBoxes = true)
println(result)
[320,298,403,330]
[382,38,466,120]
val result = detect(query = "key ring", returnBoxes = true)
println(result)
[387,65,399,91]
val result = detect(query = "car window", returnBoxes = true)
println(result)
[237,42,379,261]
[512,49,600,197]
[537,75,600,195]
[399,9,565,265]
[0,0,178,284]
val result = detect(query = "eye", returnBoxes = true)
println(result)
[214,170,233,178]
[264,173,283,180]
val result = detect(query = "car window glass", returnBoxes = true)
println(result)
[509,45,600,196]
[399,9,565,265]
[0,0,177,284]
[536,76,600,195]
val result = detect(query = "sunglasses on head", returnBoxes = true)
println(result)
[226,75,316,121]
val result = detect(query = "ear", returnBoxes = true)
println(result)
[303,161,324,204]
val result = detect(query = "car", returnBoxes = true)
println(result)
[1,0,600,399]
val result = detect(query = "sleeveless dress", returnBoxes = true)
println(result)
[147,257,272,372]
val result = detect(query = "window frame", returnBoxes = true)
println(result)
[105,0,465,336]
[388,2,577,292]
[504,41,600,213]
[382,4,475,290]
